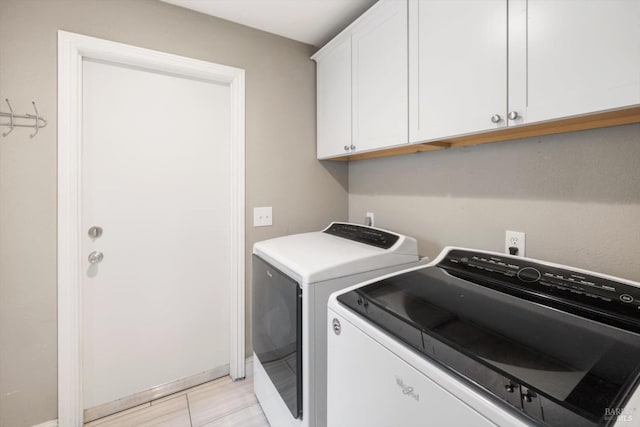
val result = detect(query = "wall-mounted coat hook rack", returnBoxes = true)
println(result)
[1,98,47,138]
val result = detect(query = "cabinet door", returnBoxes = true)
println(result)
[316,36,352,159]
[524,0,640,123]
[409,0,507,143]
[352,0,408,153]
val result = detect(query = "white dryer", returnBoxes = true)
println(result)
[252,222,424,427]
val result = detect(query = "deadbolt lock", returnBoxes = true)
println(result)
[88,226,103,239]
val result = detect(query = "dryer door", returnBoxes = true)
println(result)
[252,255,303,419]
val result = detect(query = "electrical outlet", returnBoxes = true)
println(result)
[505,230,525,256]
[254,207,272,227]
[365,212,375,227]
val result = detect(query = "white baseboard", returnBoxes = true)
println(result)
[43,356,254,426]
[85,356,254,423]
[84,364,230,422]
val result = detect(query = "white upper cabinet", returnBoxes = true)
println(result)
[409,0,508,143]
[352,0,408,153]
[316,36,352,159]
[313,0,408,159]
[410,0,640,144]
[316,0,640,160]
[522,0,640,123]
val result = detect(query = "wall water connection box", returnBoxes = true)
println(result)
[254,207,272,227]
[505,230,525,256]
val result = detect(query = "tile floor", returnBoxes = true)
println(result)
[84,376,269,427]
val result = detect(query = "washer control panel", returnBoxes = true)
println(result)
[438,249,640,326]
[323,222,399,249]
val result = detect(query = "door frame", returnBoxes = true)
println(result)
[57,31,245,425]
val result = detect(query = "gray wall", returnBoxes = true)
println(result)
[0,0,347,425]
[350,123,640,282]
[2,0,638,425]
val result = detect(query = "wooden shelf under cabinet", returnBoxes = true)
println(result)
[327,106,640,161]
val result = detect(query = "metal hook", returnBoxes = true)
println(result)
[29,101,40,138]
[2,98,14,137]
[1,98,47,138]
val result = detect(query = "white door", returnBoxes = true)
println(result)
[316,36,352,159]
[409,0,507,143]
[352,0,408,153]
[524,0,640,123]
[81,58,232,409]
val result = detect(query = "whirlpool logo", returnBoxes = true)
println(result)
[395,376,420,402]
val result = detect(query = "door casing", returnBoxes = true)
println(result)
[57,30,246,425]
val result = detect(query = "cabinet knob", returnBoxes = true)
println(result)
[350,144,356,150]
[344,145,350,151]
[508,111,519,120]
[490,114,502,123]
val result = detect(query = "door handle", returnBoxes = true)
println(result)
[88,251,104,264]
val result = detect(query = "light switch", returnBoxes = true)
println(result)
[254,207,272,227]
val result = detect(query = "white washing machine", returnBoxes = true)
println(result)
[328,247,640,427]
[252,222,425,427]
